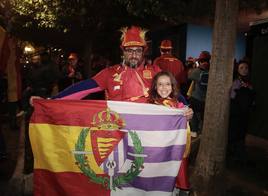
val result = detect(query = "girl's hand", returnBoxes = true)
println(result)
[184,107,193,121]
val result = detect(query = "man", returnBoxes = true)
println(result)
[58,52,84,91]
[22,52,59,114]
[53,26,161,103]
[153,40,185,87]
[188,51,211,137]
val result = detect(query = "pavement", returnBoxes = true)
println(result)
[0,112,23,196]
[226,135,268,196]
[0,112,267,196]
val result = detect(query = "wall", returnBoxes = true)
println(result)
[248,22,268,138]
[186,24,246,61]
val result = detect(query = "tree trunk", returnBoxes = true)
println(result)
[191,0,239,195]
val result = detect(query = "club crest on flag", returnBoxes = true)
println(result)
[74,108,145,190]
[90,108,126,165]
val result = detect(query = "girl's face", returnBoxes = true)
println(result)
[238,63,249,76]
[156,75,172,99]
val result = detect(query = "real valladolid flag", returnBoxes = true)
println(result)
[30,99,187,196]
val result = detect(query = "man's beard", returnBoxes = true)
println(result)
[125,58,139,68]
[129,61,138,68]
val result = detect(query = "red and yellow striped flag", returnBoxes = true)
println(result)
[30,99,111,196]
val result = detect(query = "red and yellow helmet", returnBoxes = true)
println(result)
[160,40,173,49]
[120,26,148,50]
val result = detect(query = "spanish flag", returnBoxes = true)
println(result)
[30,99,187,196]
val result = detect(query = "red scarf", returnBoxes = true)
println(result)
[154,98,184,108]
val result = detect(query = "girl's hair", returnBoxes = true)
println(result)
[148,71,178,103]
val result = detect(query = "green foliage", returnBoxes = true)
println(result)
[1,0,268,31]
[8,0,59,28]
[117,0,188,23]
[0,0,267,47]
[1,0,110,31]
[0,0,196,31]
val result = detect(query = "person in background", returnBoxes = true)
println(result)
[148,71,191,196]
[91,54,111,76]
[188,51,210,138]
[180,56,197,98]
[1,36,22,130]
[21,52,59,115]
[58,52,85,91]
[153,39,185,88]
[228,60,255,163]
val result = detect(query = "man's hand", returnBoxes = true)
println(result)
[30,96,43,106]
[184,107,193,121]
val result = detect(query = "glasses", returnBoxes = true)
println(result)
[124,48,143,55]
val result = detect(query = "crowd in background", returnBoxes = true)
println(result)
[0,50,111,160]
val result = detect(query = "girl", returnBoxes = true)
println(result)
[228,61,255,162]
[149,71,191,196]
[148,71,185,107]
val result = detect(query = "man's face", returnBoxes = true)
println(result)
[32,55,41,65]
[123,46,144,68]
[160,49,171,55]
[198,59,209,69]
[68,58,78,67]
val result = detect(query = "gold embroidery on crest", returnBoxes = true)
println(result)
[91,108,125,130]
[143,70,152,79]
